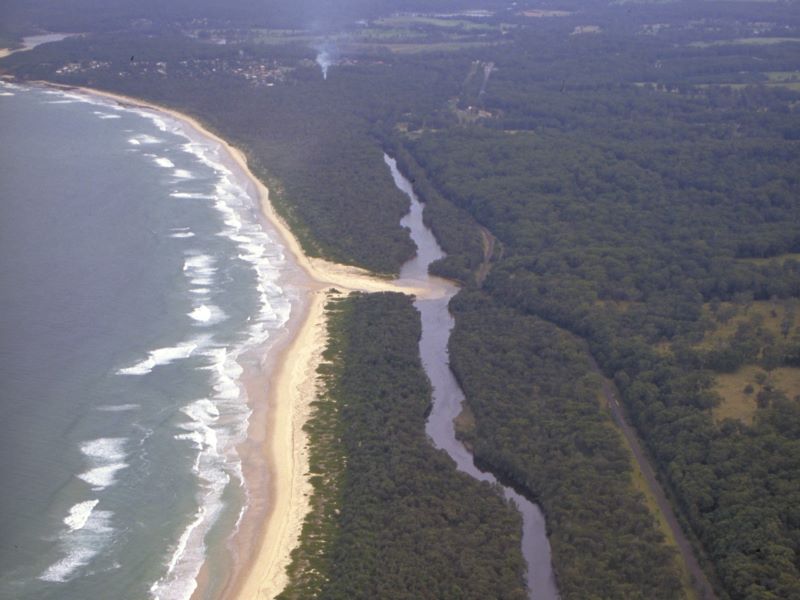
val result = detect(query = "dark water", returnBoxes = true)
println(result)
[0,83,294,600]
[386,155,559,600]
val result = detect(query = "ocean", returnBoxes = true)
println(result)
[0,81,295,599]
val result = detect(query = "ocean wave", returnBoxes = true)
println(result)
[188,304,226,325]
[124,105,292,599]
[173,169,194,179]
[153,157,175,168]
[78,438,128,490]
[80,438,127,462]
[151,396,233,600]
[128,134,162,146]
[0,92,15,97]
[183,253,217,287]
[169,191,214,200]
[79,463,128,489]
[64,500,99,531]
[198,348,243,401]
[117,340,200,375]
[93,110,121,119]
[40,507,114,583]
[96,403,141,412]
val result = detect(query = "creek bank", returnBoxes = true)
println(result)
[386,154,559,600]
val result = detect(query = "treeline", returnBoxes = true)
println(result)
[279,292,527,599]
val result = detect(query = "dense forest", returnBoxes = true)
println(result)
[449,288,686,599]
[279,293,527,599]
[3,1,800,598]
[395,8,800,598]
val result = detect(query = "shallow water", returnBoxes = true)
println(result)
[386,154,559,600]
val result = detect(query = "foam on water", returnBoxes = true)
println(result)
[152,392,241,599]
[40,508,114,583]
[96,403,141,412]
[64,500,100,531]
[182,254,217,288]
[117,341,200,375]
[0,92,15,97]
[77,438,128,490]
[80,438,127,462]
[79,463,129,489]
[188,304,226,325]
[170,192,214,200]
[128,134,162,146]
[154,157,175,169]
[108,102,294,599]
[0,81,24,92]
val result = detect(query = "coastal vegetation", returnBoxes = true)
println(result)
[3,1,800,598]
[279,292,527,599]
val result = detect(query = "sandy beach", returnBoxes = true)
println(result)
[38,82,432,599]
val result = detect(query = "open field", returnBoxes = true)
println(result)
[713,365,800,425]
[690,36,800,47]
[375,16,497,31]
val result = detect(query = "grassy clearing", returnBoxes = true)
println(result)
[739,252,800,266]
[690,37,800,47]
[767,71,800,82]
[712,365,800,425]
[712,366,762,425]
[357,28,427,41]
[521,9,571,18]
[376,16,497,31]
[699,299,798,349]
[377,41,507,54]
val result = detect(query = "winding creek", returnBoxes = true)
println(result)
[386,155,560,600]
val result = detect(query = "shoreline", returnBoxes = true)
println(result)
[39,81,429,599]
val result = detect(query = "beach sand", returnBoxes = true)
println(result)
[41,83,430,599]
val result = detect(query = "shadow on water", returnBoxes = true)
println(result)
[385,154,559,600]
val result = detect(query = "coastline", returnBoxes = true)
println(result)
[37,81,429,599]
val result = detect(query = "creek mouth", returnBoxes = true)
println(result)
[385,154,559,600]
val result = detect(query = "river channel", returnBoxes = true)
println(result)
[385,155,559,600]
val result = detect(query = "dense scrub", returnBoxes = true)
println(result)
[279,293,527,599]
